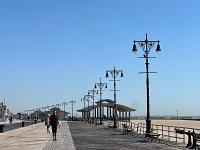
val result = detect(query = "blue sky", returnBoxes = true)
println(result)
[0,0,200,116]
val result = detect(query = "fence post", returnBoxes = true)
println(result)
[168,126,170,141]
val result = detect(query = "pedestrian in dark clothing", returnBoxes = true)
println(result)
[49,111,59,141]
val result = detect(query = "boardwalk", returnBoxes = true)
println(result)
[68,121,178,150]
[0,121,181,150]
[0,122,50,150]
[43,121,75,150]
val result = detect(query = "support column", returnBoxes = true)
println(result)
[119,111,121,120]
[97,107,99,118]
[110,107,112,118]
[107,107,109,118]
[95,107,96,118]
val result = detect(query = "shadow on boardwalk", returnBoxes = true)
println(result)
[68,121,179,150]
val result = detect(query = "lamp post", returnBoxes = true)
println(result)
[69,100,76,121]
[176,110,179,119]
[106,66,123,128]
[88,89,98,122]
[81,98,86,119]
[94,78,107,125]
[84,94,92,120]
[62,102,68,120]
[132,33,161,134]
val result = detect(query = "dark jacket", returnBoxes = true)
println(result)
[49,114,59,127]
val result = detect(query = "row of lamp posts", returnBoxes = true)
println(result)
[81,66,123,127]
[80,34,161,134]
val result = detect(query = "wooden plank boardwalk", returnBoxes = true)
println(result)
[68,121,179,150]
[0,121,181,150]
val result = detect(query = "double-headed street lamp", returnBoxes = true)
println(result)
[69,100,76,121]
[106,66,123,128]
[132,33,161,134]
[94,78,107,125]
[88,89,98,122]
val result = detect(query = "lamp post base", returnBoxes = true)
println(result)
[146,119,151,133]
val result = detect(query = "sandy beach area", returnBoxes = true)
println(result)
[131,119,200,129]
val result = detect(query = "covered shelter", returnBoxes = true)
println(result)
[77,99,136,121]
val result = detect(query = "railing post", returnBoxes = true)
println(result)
[162,125,164,139]
[143,123,145,134]
[183,128,185,144]
[175,128,177,143]
[168,126,170,141]
[156,125,158,134]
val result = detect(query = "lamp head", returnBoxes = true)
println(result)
[106,72,109,78]
[132,41,137,53]
[156,41,161,53]
[120,72,124,77]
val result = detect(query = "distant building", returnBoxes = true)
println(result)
[28,107,70,120]
[0,102,10,121]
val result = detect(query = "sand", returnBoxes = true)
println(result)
[131,119,200,129]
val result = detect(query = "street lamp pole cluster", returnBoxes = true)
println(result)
[94,78,107,125]
[132,33,161,134]
[106,66,123,128]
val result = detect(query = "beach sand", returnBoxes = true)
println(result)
[131,119,200,129]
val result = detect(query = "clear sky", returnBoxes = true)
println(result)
[0,0,200,117]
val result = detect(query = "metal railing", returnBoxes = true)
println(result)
[107,120,200,144]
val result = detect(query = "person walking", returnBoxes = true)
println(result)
[49,110,59,141]
[46,114,51,134]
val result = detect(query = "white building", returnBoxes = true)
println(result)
[0,102,9,121]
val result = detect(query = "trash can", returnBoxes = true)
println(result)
[44,118,47,125]
[0,124,5,133]
[34,119,37,124]
[22,121,25,127]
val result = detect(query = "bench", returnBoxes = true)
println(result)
[194,134,200,149]
[145,132,160,142]
[175,128,200,149]
[122,124,133,135]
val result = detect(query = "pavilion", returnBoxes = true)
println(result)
[77,99,136,121]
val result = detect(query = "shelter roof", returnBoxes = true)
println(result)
[77,99,136,112]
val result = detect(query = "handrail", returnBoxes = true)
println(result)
[113,120,200,145]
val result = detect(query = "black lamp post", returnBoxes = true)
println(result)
[94,78,107,125]
[132,33,161,134]
[106,66,123,128]
[69,100,76,121]
[176,110,179,119]
[62,102,68,120]
[81,98,86,119]
[88,89,98,123]
[84,94,92,120]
